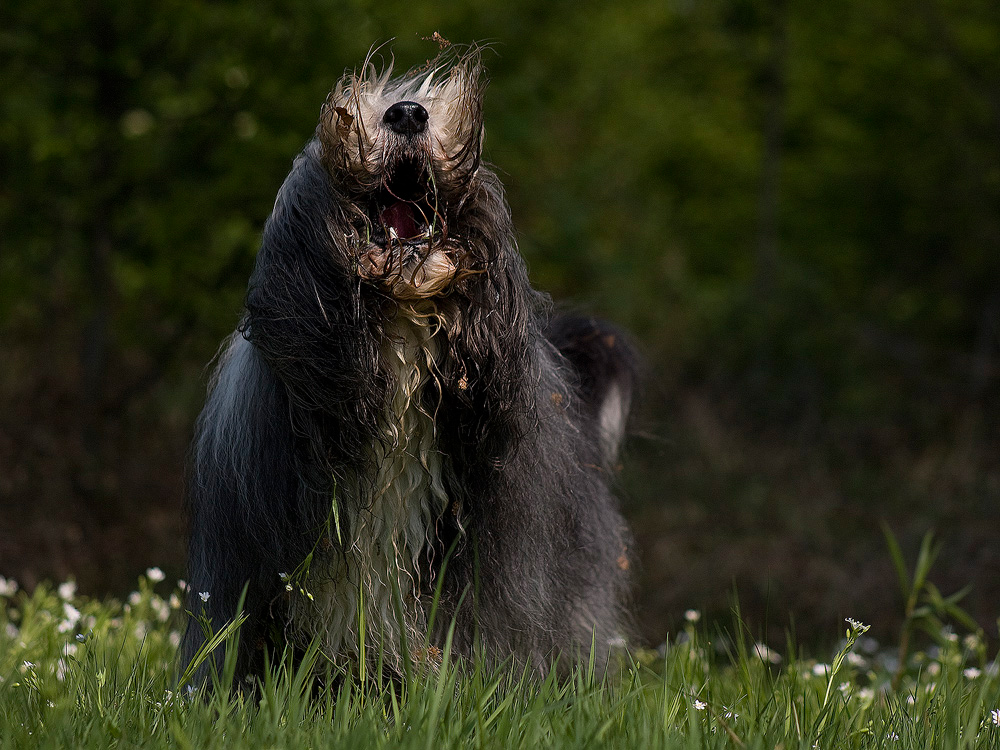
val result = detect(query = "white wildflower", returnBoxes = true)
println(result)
[5,623,18,639]
[58,581,76,600]
[812,663,830,677]
[199,591,210,602]
[57,602,82,634]
[856,687,874,704]
[927,662,941,676]
[858,635,879,654]
[963,633,981,651]
[845,617,869,634]
[684,609,701,623]
[0,576,18,597]
[754,642,782,664]
[990,708,1000,727]
[56,659,69,682]
[146,567,166,583]
[847,652,867,668]
[178,579,188,592]
[906,694,915,705]
[169,593,182,609]
[886,731,899,741]
[963,667,981,679]
[279,572,290,581]
[62,642,77,657]
[152,597,170,622]
[607,635,627,648]
[128,591,142,606]
[169,631,181,648]
[693,699,708,711]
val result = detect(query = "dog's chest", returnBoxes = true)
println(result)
[368,314,450,556]
[291,313,449,664]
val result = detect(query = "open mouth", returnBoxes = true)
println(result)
[371,156,437,247]
[358,154,457,299]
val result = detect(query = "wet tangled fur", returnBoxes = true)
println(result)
[181,48,640,685]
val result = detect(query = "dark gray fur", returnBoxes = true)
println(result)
[181,57,638,685]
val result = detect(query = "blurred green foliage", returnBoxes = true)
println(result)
[3,0,998,420]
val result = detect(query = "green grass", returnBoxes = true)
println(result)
[0,570,997,749]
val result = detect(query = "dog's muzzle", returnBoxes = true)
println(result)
[383,101,429,137]
[357,100,457,299]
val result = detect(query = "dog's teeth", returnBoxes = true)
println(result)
[388,227,399,240]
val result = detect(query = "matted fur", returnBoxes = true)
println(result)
[317,49,485,300]
[319,49,484,189]
[181,48,639,685]
[286,305,451,667]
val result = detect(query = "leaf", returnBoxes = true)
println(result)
[881,523,910,599]
[910,530,940,597]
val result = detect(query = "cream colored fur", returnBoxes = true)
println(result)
[287,305,449,670]
[317,51,486,301]
[323,53,483,177]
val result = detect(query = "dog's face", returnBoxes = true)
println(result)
[318,50,488,300]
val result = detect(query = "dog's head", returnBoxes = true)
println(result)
[318,48,494,300]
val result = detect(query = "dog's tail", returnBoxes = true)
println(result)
[546,313,641,467]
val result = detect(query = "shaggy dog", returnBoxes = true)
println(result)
[181,48,638,685]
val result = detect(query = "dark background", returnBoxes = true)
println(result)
[2,0,998,649]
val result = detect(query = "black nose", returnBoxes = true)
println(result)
[382,101,429,136]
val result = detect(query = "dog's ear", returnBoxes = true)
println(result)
[546,314,641,466]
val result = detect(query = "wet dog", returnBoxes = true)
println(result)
[181,48,638,684]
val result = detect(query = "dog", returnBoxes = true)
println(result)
[181,47,638,685]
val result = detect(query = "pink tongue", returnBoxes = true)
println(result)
[380,201,421,239]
